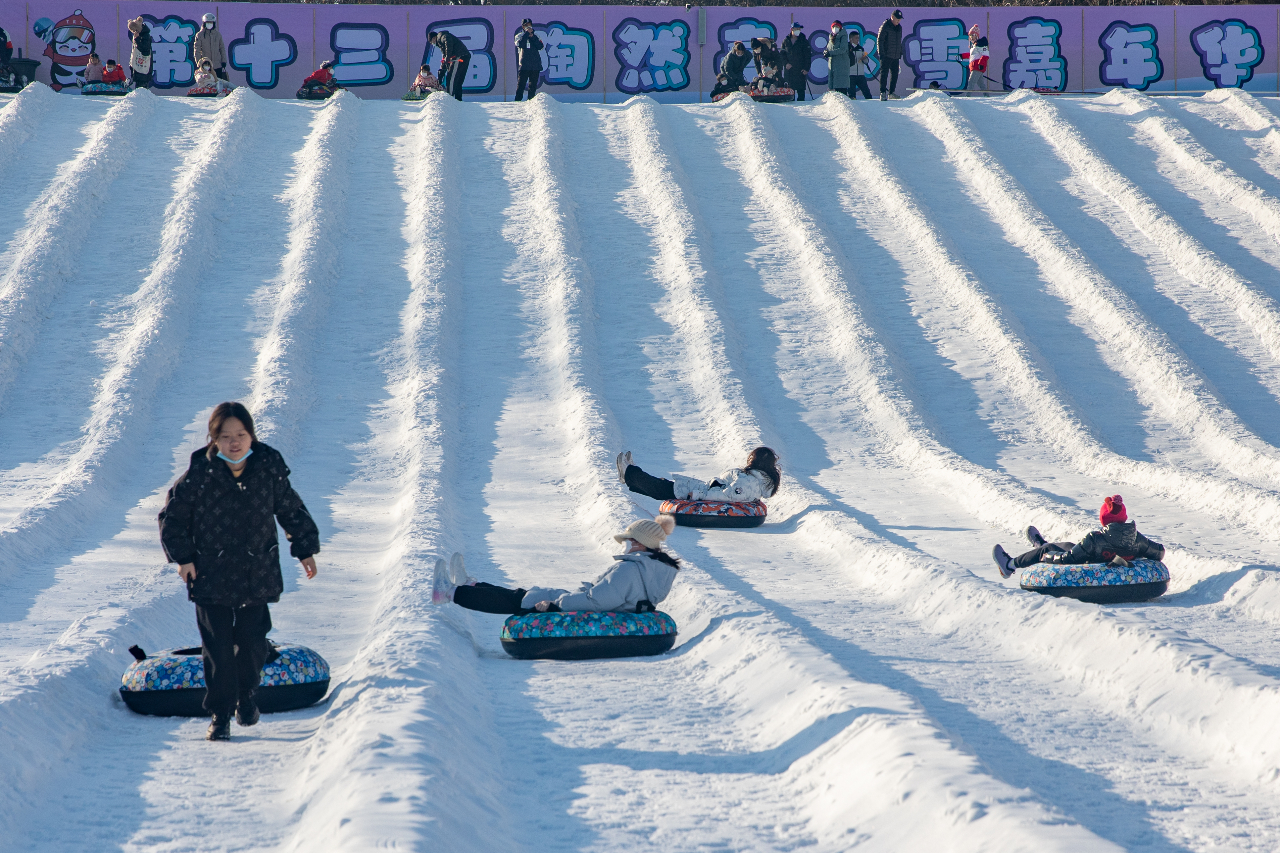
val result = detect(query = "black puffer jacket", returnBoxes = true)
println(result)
[782,33,812,73]
[515,31,543,72]
[1066,522,1164,564]
[436,31,471,64]
[159,443,320,608]
[877,18,903,62]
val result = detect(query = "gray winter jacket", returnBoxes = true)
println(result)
[824,27,850,89]
[670,467,774,503]
[193,26,227,69]
[521,552,679,613]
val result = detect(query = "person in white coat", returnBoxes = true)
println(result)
[431,516,680,614]
[617,446,780,504]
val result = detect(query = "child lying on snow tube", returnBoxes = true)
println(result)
[617,446,779,527]
[432,515,679,615]
[993,494,1166,579]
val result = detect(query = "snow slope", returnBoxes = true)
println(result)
[3,82,1280,851]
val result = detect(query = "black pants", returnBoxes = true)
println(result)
[453,582,557,615]
[450,56,469,101]
[879,58,899,96]
[623,465,677,502]
[787,67,807,100]
[850,75,872,100]
[132,69,151,89]
[1013,541,1075,569]
[515,69,538,101]
[215,67,228,81]
[196,603,272,716]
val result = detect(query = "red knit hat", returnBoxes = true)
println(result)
[1099,495,1127,526]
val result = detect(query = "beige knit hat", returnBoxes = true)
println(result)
[613,515,676,549]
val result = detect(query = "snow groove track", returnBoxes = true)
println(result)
[0,89,156,408]
[7,89,1280,852]
[0,90,261,572]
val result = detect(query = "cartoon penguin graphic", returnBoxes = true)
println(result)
[38,9,96,91]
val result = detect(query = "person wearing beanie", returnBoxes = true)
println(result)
[617,447,781,505]
[781,23,812,101]
[877,10,904,100]
[992,495,1166,580]
[964,24,990,91]
[432,516,681,614]
[823,22,851,98]
[514,18,544,102]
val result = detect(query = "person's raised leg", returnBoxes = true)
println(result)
[623,464,678,502]
[453,582,528,614]
[1014,541,1076,569]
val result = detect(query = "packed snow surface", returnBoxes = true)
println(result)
[4,82,1280,851]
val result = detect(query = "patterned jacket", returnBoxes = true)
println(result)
[671,467,775,503]
[159,443,320,608]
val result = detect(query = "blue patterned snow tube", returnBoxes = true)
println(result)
[501,611,678,660]
[119,643,330,716]
[81,82,129,96]
[1020,558,1169,604]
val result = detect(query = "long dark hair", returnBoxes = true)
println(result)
[745,446,781,497]
[642,546,680,569]
[206,402,258,460]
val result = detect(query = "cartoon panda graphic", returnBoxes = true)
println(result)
[36,9,96,91]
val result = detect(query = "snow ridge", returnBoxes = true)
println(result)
[0,89,156,409]
[0,81,55,182]
[249,91,358,456]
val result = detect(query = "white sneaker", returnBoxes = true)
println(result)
[616,451,632,484]
[431,558,455,604]
[449,552,473,586]
[993,545,1016,580]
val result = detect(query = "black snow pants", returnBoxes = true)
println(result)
[454,582,558,615]
[196,603,272,716]
[786,67,807,100]
[879,58,899,96]
[850,75,873,100]
[515,69,538,101]
[450,55,470,101]
[623,465,678,502]
[1013,541,1075,569]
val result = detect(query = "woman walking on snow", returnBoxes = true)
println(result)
[432,516,680,614]
[992,495,1165,579]
[616,447,780,504]
[159,402,321,741]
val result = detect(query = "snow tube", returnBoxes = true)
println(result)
[659,498,767,529]
[402,89,441,101]
[187,85,232,97]
[82,82,129,96]
[501,610,677,660]
[1020,558,1169,604]
[119,642,330,716]
[296,83,340,101]
[711,87,794,104]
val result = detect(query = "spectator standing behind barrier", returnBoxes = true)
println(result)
[194,13,228,82]
[823,21,850,98]
[877,9,903,100]
[432,30,471,102]
[965,24,990,91]
[848,36,873,100]
[514,19,543,102]
[158,402,321,742]
[781,24,811,101]
[721,41,751,90]
[127,17,153,90]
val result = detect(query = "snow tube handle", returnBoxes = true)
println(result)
[635,599,656,613]
[128,645,147,662]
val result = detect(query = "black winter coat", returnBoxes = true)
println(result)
[436,31,471,64]
[782,33,812,72]
[159,443,320,608]
[877,19,903,62]
[752,40,781,77]
[1065,522,1164,565]
[515,31,543,72]
[133,25,152,57]
[721,49,751,85]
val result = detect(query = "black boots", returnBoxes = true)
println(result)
[236,692,260,727]
[206,713,231,741]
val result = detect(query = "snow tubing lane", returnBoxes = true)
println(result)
[501,611,677,660]
[119,643,330,716]
[1020,558,1170,604]
[659,498,767,529]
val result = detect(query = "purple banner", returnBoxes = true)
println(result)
[9,2,1280,99]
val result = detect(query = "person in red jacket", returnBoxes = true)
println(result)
[303,60,335,87]
[964,24,990,91]
[101,59,126,85]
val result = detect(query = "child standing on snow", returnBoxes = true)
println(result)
[617,447,780,504]
[992,495,1166,579]
[964,25,990,91]
[432,517,680,615]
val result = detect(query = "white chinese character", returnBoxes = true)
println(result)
[614,20,690,93]
[539,24,593,90]
[904,20,970,89]
[1192,20,1262,88]
[331,24,392,86]
[145,17,197,87]
[1005,19,1065,90]
[230,19,297,89]
[1099,23,1162,90]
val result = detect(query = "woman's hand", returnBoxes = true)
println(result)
[178,563,196,583]
[301,556,318,579]
[535,601,551,612]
